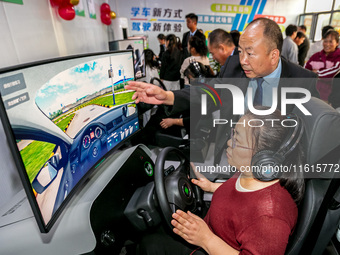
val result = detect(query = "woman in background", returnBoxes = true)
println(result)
[160,34,185,91]
[305,29,340,101]
[180,36,209,85]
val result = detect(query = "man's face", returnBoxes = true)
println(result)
[238,25,276,78]
[208,40,229,65]
[186,18,196,31]
[294,36,305,46]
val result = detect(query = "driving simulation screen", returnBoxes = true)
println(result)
[109,39,145,79]
[0,51,139,232]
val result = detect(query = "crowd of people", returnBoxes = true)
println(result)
[126,15,340,255]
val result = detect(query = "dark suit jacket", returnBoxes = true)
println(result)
[298,36,310,66]
[182,30,206,56]
[168,55,319,164]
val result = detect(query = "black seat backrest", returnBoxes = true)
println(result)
[285,97,340,255]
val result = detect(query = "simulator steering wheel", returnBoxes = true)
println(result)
[154,147,200,230]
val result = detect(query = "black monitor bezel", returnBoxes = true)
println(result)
[0,50,139,233]
[108,38,146,79]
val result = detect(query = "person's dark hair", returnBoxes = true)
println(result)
[243,107,305,204]
[247,18,283,54]
[230,30,240,47]
[157,33,165,40]
[299,25,307,32]
[322,25,334,39]
[324,29,339,43]
[166,34,180,52]
[185,13,198,23]
[188,36,208,56]
[208,29,234,48]
[285,24,298,37]
[144,49,158,68]
[296,31,306,39]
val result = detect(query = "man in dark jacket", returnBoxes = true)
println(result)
[182,13,206,56]
[126,18,319,164]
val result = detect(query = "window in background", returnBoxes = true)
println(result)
[306,0,333,12]
[314,13,332,41]
[299,14,313,38]
[334,0,340,10]
[331,11,340,33]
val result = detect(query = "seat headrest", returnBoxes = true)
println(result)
[293,97,340,166]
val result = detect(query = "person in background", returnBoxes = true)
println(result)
[208,29,236,77]
[144,49,160,84]
[281,24,298,64]
[157,34,166,62]
[142,49,160,127]
[306,25,334,61]
[305,29,340,101]
[182,13,206,57]
[160,34,184,91]
[294,31,306,47]
[180,36,210,85]
[230,30,241,47]
[297,25,310,66]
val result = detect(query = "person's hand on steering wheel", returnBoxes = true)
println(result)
[190,162,223,193]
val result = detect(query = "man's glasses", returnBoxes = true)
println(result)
[230,128,253,150]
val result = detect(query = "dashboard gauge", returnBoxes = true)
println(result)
[83,135,91,149]
[95,127,102,139]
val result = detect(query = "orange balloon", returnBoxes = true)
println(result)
[70,0,79,5]
[110,11,116,19]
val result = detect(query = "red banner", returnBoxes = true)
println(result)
[254,14,286,24]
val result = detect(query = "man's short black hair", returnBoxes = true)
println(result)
[322,25,334,39]
[185,13,198,23]
[285,24,298,37]
[157,34,165,40]
[296,31,306,39]
[208,29,234,47]
[247,18,283,53]
[299,25,307,31]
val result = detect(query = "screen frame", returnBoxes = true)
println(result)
[0,50,139,233]
[108,38,146,79]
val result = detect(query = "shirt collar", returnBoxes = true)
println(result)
[262,58,282,82]
[190,30,197,36]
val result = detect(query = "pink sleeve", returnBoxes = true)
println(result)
[237,216,292,255]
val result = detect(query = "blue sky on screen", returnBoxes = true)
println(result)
[35,57,113,115]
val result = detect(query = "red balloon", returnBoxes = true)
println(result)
[100,3,111,14]
[101,13,111,25]
[58,4,76,21]
[50,0,63,7]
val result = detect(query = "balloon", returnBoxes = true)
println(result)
[58,4,76,21]
[50,0,63,7]
[110,11,116,19]
[100,3,111,14]
[70,0,79,5]
[101,13,111,25]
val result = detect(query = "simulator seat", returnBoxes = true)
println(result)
[285,97,340,255]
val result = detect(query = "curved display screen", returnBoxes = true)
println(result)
[0,50,139,232]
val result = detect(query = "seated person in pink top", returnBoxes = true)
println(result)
[138,108,304,255]
[305,29,340,101]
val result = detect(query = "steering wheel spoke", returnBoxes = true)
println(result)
[154,147,201,230]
